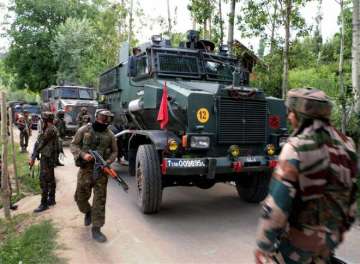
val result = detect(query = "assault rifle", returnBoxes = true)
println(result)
[89,150,129,192]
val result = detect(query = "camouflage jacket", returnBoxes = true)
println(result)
[76,112,88,127]
[256,120,358,261]
[55,118,66,138]
[32,124,58,160]
[70,123,117,166]
[17,115,31,133]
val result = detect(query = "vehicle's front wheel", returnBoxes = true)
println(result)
[136,144,162,214]
[235,172,270,203]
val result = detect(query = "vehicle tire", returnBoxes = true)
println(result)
[128,149,136,176]
[136,144,162,214]
[235,172,270,203]
[195,179,216,189]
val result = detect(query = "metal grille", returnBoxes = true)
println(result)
[158,54,199,74]
[218,98,267,144]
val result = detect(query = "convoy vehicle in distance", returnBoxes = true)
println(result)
[23,103,41,129]
[99,31,288,214]
[41,85,98,136]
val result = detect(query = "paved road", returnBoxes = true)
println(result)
[7,134,360,263]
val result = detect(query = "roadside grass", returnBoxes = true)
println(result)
[0,143,40,209]
[0,214,62,264]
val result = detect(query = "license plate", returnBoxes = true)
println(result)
[166,159,206,168]
[246,156,256,162]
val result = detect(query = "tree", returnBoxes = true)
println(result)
[227,0,237,54]
[281,0,291,99]
[51,18,96,85]
[5,0,73,91]
[337,0,346,133]
[188,0,215,39]
[353,0,360,122]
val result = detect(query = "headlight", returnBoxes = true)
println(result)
[190,136,210,149]
[167,139,178,152]
[265,144,276,156]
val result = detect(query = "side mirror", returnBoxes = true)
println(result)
[127,56,137,77]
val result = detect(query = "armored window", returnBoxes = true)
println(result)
[158,54,199,75]
[79,89,94,100]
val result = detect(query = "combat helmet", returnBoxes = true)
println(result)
[57,110,65,118]
[95,109,114,118]
[41,111,55,122]
[286,88,333,120]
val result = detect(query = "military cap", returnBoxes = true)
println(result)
[286,87,332,120]
[81,107,87,111]
[95,109,114,117]
[41,111,55,121]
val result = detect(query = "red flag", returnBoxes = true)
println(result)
[157,81,169,129]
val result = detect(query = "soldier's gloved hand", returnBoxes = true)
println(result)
[83,153,93,161]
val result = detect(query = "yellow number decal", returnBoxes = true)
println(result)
[196,108,210,123]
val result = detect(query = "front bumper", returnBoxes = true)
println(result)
[161,155,278,178]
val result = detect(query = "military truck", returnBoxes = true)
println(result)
[100,31,288,214]
[41,85,98,136]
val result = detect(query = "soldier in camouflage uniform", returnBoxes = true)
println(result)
[70,109,117,243]
[76,107,89,128]
[30,112,59,213]
[17,110,32,152]
[255,88,358,264]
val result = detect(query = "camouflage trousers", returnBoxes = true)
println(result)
[74,166,108,227]
[20,130,29,149]
[40,157,56,205]
[270,239,334,264]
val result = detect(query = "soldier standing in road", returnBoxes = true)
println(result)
[17,110,31,152]
[70,109,117,243]
[255,88,358,264]
[76,107,88,128]
[29,112,59,212]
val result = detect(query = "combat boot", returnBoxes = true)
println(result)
[91,227,107,243]
[33,204,49,213]
[84,211,92,226]
[48,198,56,206]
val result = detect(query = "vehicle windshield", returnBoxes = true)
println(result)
[58,87,94,100]
[59,87,78,99]
[204,60,234,82]
[23,105,40,114]
[79,89,94,99]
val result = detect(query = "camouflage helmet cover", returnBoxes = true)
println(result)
[285,87,332,120]
[95,109,114,118]
[41,111,55,121]
[81,107,87,112]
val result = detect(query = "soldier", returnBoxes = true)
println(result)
[70,109,117,243]
[81,114,91,124]
[255,88,358,264]
[29,112,59,213]
[17,110,31,152]
[76,107,88,128]
[54,110,66,166]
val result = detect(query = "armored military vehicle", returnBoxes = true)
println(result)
[100,31,288,214]
[41,85,98,136]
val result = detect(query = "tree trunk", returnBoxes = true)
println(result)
[192,17,197,30]
[128,0,133,46]
[315,0,323,64]
[269,0,278,54]
[203,20,207,39]
[219,0,224,45]
[281,0,291,99]
[227,0,236,55]
[167,0,172,37]
[339,0,346,133]
[208,16,212,40]
[1,92,11,220]
[353,0,360,118]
